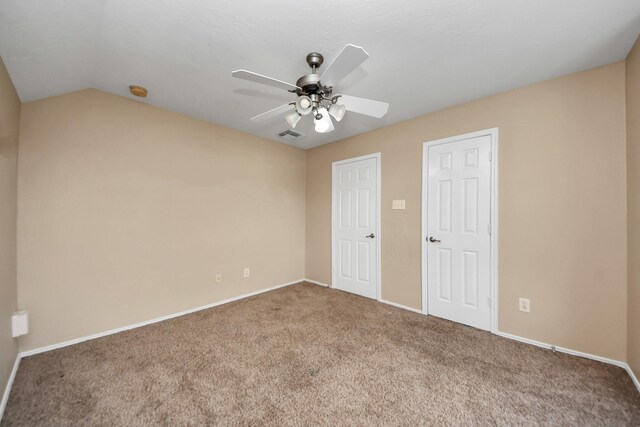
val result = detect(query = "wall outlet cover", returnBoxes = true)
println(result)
[519,298,530,313]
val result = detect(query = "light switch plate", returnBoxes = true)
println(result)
[392,200,406,210]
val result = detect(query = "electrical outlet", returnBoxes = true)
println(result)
[243,267,250,278]
[519,298,530,313]
[216,273,223,283]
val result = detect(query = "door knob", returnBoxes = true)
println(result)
[428,236,441,243]
[366,233,375,239]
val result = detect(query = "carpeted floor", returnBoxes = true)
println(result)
[3,282,640,426]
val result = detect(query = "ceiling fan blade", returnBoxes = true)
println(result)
[319,44,369,87]
[232,70,300,92]
[340,95,389,118]
[250,103,294,121]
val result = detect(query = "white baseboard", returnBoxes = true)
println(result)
[20,278,305,358]
[0,353,21,422]
[495,331,640,394]
[494,331,626,367]
[627,364,640,394]
[379,298,423,314]
[304,278,330,287]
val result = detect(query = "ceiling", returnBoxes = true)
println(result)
[1,1,639,149]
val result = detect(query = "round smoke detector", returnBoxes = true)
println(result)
[129,85,148,97]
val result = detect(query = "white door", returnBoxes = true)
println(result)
[426,135,492,330]
[333,155,379,299]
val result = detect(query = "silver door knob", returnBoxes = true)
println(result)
[366,233,375,238]
[428,236,441,243]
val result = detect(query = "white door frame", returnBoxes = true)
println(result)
[421,128,499,333]
[331,152,382,301]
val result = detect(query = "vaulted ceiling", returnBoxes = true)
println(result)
[1,0,639,149]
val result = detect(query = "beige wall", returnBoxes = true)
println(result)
[306,62,628,361]
[627,37,640,378]
[17,89,306,351]
[0,57,19,395]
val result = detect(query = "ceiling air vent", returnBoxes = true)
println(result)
[278,129,304,140]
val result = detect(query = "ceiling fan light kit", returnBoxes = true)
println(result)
[232,44,389,134]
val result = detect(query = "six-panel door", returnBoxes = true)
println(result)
[427,136,492,330]
[333,157,378,299]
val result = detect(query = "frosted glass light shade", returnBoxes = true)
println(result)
[296,96,313,115]
[314,107,334,133]
[284,110,301,128]
[329,103,346,121]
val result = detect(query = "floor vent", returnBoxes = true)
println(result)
[278,129,304,140]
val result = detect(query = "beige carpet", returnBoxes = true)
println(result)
[2,282,639,426]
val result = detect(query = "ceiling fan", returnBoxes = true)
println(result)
[231,44,389,134]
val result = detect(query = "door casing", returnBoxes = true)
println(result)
[331,152,382,300]
[421,128,499,332]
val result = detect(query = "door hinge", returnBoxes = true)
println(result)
[487,297,492,307]
[487,223,492,235]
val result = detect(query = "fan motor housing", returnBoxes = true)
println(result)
[296,73,321,93]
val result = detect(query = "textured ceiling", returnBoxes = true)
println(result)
[1,1,639,149]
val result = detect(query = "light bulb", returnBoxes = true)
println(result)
[314,107,334,133]
[329,103,346,122]
[296,96,313,115]
[284,110,301,128]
